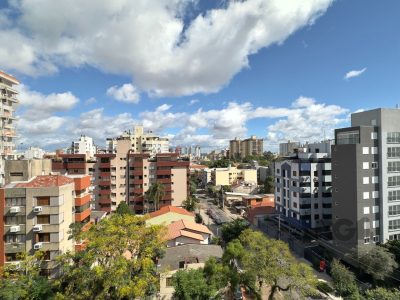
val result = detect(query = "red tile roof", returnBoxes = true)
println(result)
[166,219,211,241]
[148,206,195,218]
[15,175,74,188]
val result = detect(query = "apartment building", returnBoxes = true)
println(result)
[70,135,96,158]
[0,71,19,186]
[5,159,52,185]
[204,165,257,186]
[0,175,75,277]
[23,146,45,159]
[107,125,169,156]
[275,146,332,230]
[279,141,301,156]
[229,136,264,159]
[127,153,189,214]
[332,108,400,253]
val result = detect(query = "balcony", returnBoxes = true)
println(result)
[299,208,311,215]
[52,162,65,170]
[66,162,86,169]
[4,224,26,234]
[99,189,111,195]
[98,198,111,204]
[75,208,91,222]
[132,188,144,194]
[75,193,91,206]
[5,243,25,253]
[99,172,111,177]
[99,180,110,186]
[157,178,172,184]
[99,163,111,168]
[132,179,143,184]
[131,162,144,167]
[156,169,171,175]
[4,206,26,215]
[130,170,143,176]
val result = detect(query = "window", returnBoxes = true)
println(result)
[314,203,318,209]
[389,190,400,201]
[372,206,379,213]
[362,162,369,169]
[371,147,378,154]
[293,171,297,176]
[371,132,378,139]
[363,177,370,184]
[5,216,26,225]
[389,234,400,241]
[5,234,25,243]
[363,207,370,214]
[389,219,400,230]
[372,220,379,228]
[166,277,173,287]
[371,162,379,169]
[362,147,369,154]
[363,192,369,199]
[293,202,297,208]
[293,192,297,197]
[364,237,370,244]
[373,236,380,243]
[388,147,400,158]
[388,176,400,187]
[37,215,50,224]
[5,197,26,207]
[364,221,370,229]
[389,205,400,216]
[38,233,50,242]
[388,161,400,172]
[372,191,379,198]
[371,176,379,184]
[387,132,400,143]
[314,214,320,220]
[10,172,23,176]
[37,196,50,206]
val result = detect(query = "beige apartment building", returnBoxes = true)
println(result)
[208,166,257,186]
[1,175,75,277]
[107,125,169,155]
[229,136,264,159]
[5,159,52,184]
[0,71,19,186]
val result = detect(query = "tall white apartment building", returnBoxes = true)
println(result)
[0,71,19,186]
[275,145,332,230]
[70,135,96,158]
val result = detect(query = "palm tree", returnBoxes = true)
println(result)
[145,181,165,212]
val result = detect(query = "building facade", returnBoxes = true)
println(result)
[275,149,332,230]
[207,166,257,186]
[279,141,301,156]
[0,175,76,277]
[332,109,400,253]
[70,135,96,158]
[23,147,45,160]
[0,71,19,186]
[5,159,52,185]
[229,136,263,159]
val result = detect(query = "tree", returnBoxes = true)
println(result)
[145,181,165,212]
[195,213,203,224]
[182,196,198,212]
[260,176,274,194]
[68,221,84,240]
[221,219,249,244]
[383,240,400,266]
[55,214,166,299]
[0,252,54,300]
[208,159,230,168]
[227,229,317,300]
[115,201,133,215]
[172,268,213,300]
[203,257,231,293]
[356,246,398,282]
[330,259,360,298]
[365,287,400,300]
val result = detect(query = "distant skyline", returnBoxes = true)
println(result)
[1,0,400,152]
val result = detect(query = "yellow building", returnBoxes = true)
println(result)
[210,166,257,186]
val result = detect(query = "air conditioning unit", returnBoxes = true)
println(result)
[33,224,43,232]
[34,242,43,250]
[33,206,42,213]
[9,206,21,213]
[10,225,21,233]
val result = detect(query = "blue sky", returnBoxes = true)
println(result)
[1,0,399,152]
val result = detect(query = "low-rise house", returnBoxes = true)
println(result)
[247,202,276,227]
[158,244,223,300]
[146,206,195,226]
[166,219,211,247]
[242,194,274,208]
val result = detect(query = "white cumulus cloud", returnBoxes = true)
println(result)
[344,67,367,80]
[0,0,333,96]
[106,83,140,104]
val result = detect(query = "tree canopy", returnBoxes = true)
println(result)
[115,201,134,215]
[145,181,165,212]
[330,259,360,298]
[172,268,214,300]
[55,214,166,299]
[221,218,249,244]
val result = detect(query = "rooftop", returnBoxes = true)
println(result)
[13,175,74,188]
[148,205,195,218]
[158,244,223,271]
[166,219,211,241]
